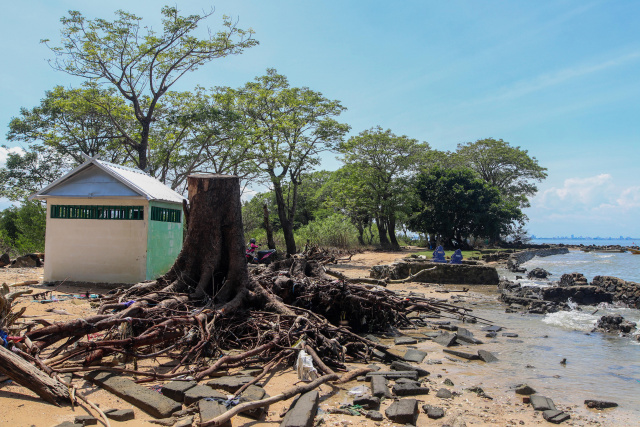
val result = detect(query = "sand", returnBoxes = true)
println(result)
[0,250,615,426]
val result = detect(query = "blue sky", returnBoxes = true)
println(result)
[1,1,638,237]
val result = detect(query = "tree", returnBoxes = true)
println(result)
[409,167,523,247]
[43,6,257,170]
[0,201,47,255]
[228,69,349,255]
[455,138,547,207]
[338,127,429,250]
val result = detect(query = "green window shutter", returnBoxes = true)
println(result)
[150,206,181,223]
[50,205,144,220]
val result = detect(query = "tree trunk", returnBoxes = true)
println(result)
[386,214,400,250]
[272,181,297,255]
[262,202,276,250]
[376,217,391,248]
[0,346,70,406]
[162,174,249,305]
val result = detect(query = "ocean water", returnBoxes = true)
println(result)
[472,248,640,424]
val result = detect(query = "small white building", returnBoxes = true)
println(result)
[29,157,185,284]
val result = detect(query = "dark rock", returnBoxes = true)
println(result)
[198,400,231,427]
[74,415,97,425]
[85,371,180,418]
[161,380,197,402]
[370,348,387,361]
[392,381,430,396]
[439,324,458,331]
[502,332,519,337]
[433,332,457,347]
[443,378,454,386]
[54,423,82,427]
[477,350,499,363]
[543,285,613,305]
[281,390,319,427]
[443,348,480,360]
[436,388,453,398]
[422,404,445,419]
[353,394,380,409]
[365,410,384,421]
[528,268,550,279]
[584,399,618,409]
[514,384,536,395]
[394,336,418,345]
[10,255,37,268]
[184,385,227,406]
[543,410,570,423]
[390,361,429,377]
[207,375,254,393]
[530,395,556,411]
[384,399,419,425]
[366,371,418,381]
[482,325,502,332]
[365,334,380,343]
[174,417,194,427]
[105,409,135,422]
[485,332,497,338]
[0,253,10,267]
[403,349,427,363]
[239,385,270,419]
[593,314,637,334]
[238,368,263,376]
[370,375,392,398]
[559,272,588,286]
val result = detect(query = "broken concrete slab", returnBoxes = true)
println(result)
[161,380,197,402]
[370,375,392,398]
[366,371,418,381]
[370,348,387,361]
[433,332,457,347]
[482,325,502,332]
[477,349,499,363]
[74,415,97,425]
[403,349,427,363]
[105,409,135,422]
[184,385,227,406]
[422,404,445,419]
[173,416,194,427]
[365,410,384,421]
[390,360,429,377]
[198,399,231,427]
[353,394,380,409]
[384,398,418,425]
[206,375,255,393]
[85,371,180,418]
[530,395,557,411]
[54,423,82,427]
[394,336,418,345]
[443,348,480,360]
[543,410,571,424]
[281,390,319,427]
[392,382,430,396]
[239,385,270,419]
[439,324,458,331]
[502,332,519,337]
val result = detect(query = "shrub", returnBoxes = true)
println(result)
[295,214,359,249]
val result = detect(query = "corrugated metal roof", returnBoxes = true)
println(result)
[29,157,185,204]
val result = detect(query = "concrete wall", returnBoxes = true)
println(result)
[44,197,148,284]
[146,200,183,280]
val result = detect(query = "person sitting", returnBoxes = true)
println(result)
[432,245,446,263]
[449,249,463,264]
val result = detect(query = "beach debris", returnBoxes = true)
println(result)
[436,388,453,399]
[279,389,320,427]
[530,395,556,411]
[422,404,445,419]
[477,349,499,363]
[514,384,536,395]
[384,398,419,424]
[584,399,618,409]
[542,409,571,424]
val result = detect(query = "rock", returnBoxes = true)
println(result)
[184,385,227,406]
[174,416,194,427]
[559,272,588,286]
[366,371,418,381]
[390,360,430,377]
[239,385,270,419]
[485,332,497,338]
[456,328,483,344]
[370,375,392,398]
[482,325,502,332]
[237,368,263,376]
[436,388,453,399]
[477,349,499,363]
[593,314,637,334]
[281,390,319,427]
[433,332,457,347]
[439,324,458,331]
[54,423,82,427]
[514,384,536,395]
[353,394,380,409]
[392,381,430,396]
[105,409,135,422]
[403,349,427,363]
[584,399,618,409]
[422,404,445,419]
[528,268,550,279]
[530,395,556,411]
[207,375,254,392]
[198,399,231,427]
[371,261,499,285]
[365,334,381,343]
[365,410,384,421]
[502,332,519,337]
[74,415,97,425]
[443,378,454,386]
[384,399,419,425]
[0,253,10,267]
[394,336,418,345]
[543,410,570,423]
[161,380,197,402]
[85,371,180,418]
[10,255,37,268]
[443,349,480,360]
[370,348,387,361]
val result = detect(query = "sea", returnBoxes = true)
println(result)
[444,238,640,424]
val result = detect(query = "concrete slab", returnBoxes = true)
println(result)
[385,399,418,425]
[280,390,319,427]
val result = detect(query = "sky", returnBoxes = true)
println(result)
[0,0,638,238]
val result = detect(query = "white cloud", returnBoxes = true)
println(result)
[536,174,614,209]
[0,146,24,167]
[616,186,640,210]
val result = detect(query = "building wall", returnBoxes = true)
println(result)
[146,200,184,280]
[44,197,148,284]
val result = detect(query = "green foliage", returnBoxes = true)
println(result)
[295,214,360,249]
[0,201,46,255]
[409,167,523,245]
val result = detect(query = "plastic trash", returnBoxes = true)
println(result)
[295,350,318,382]
[347,385,369,396]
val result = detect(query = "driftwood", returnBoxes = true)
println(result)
[324,268,387,286]
[387,267,437,284]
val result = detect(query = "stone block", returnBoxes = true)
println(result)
[370,375,391,398]
[239,385,270,419]
[443,348,480,360]
[530,395,556,411]
[74,415,97,425]
[477,349,499,363]
[207,376,254,393]
[392,382,430,396]
[394,336,418,345]
[161,380,197,402]
[384,399,418,425]
[436,388,452,399]
[390,360,429,377]
[185,385,227,406]
[198,399,231,427]
[366,371,418,381]
[433,332,457,347]
[422,404,445,419]
[543,410,570,424]
[280,390,319,427]
[105,409,135,422]
[403,349,427,363]
[353,394,380,409]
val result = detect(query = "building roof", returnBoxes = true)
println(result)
[29,157,185,204]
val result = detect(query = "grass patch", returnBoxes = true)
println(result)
[415,249,483,259]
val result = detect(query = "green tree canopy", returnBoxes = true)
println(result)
[455,138,547,208]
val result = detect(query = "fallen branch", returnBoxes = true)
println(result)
[386,267,437,284]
